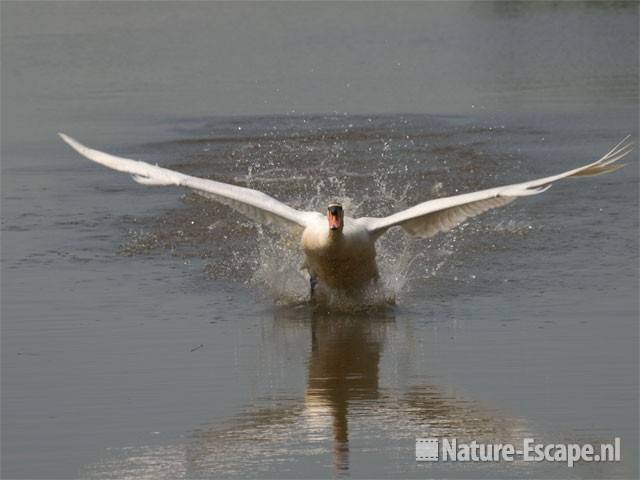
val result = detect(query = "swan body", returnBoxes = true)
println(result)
[58,133,632,297]
[301,218,378,291]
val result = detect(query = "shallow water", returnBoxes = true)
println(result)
[1,3,638,479]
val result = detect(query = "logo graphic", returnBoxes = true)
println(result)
[416,438,439,461]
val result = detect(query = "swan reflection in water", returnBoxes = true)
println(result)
[82,307,531,478]
[186,307,529,477]
[302,307,387,471]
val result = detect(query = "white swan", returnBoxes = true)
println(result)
[59,133,632,295]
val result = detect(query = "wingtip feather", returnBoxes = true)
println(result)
[58,132,85,154]
[573,162,626,177]
[58,132,74,143]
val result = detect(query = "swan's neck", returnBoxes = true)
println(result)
[327,229,344,245]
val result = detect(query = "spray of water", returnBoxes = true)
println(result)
[118,117,527,308]
[244,169,433,310]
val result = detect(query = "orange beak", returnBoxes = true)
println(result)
[328,211,342,230]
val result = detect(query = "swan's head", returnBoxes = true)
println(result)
[327,202,344,232]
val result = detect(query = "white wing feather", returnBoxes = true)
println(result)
[59,133,320,231]
[360,137,633,239]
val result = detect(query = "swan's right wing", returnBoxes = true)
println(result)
[59,133,321,232]
[359,137,632,240]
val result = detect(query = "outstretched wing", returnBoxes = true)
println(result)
[59,133,321,231]
[359,137,633,240]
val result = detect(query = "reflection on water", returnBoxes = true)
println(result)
[298,308,388,471]
[83,307,534,478]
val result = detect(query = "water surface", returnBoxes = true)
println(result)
[1,2,638,478]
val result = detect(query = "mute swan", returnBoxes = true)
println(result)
[59,133,632,295]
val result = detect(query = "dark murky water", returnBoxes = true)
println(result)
[2,3,638,479]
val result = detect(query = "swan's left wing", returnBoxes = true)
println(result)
[59,133,321,232]
[359,138,633,240]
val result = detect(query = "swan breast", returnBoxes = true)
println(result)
[301,218,378,289]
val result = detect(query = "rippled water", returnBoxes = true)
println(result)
[2,3,638,479]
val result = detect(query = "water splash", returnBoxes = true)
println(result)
[118,115,525,306]
[246,172,426,309]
